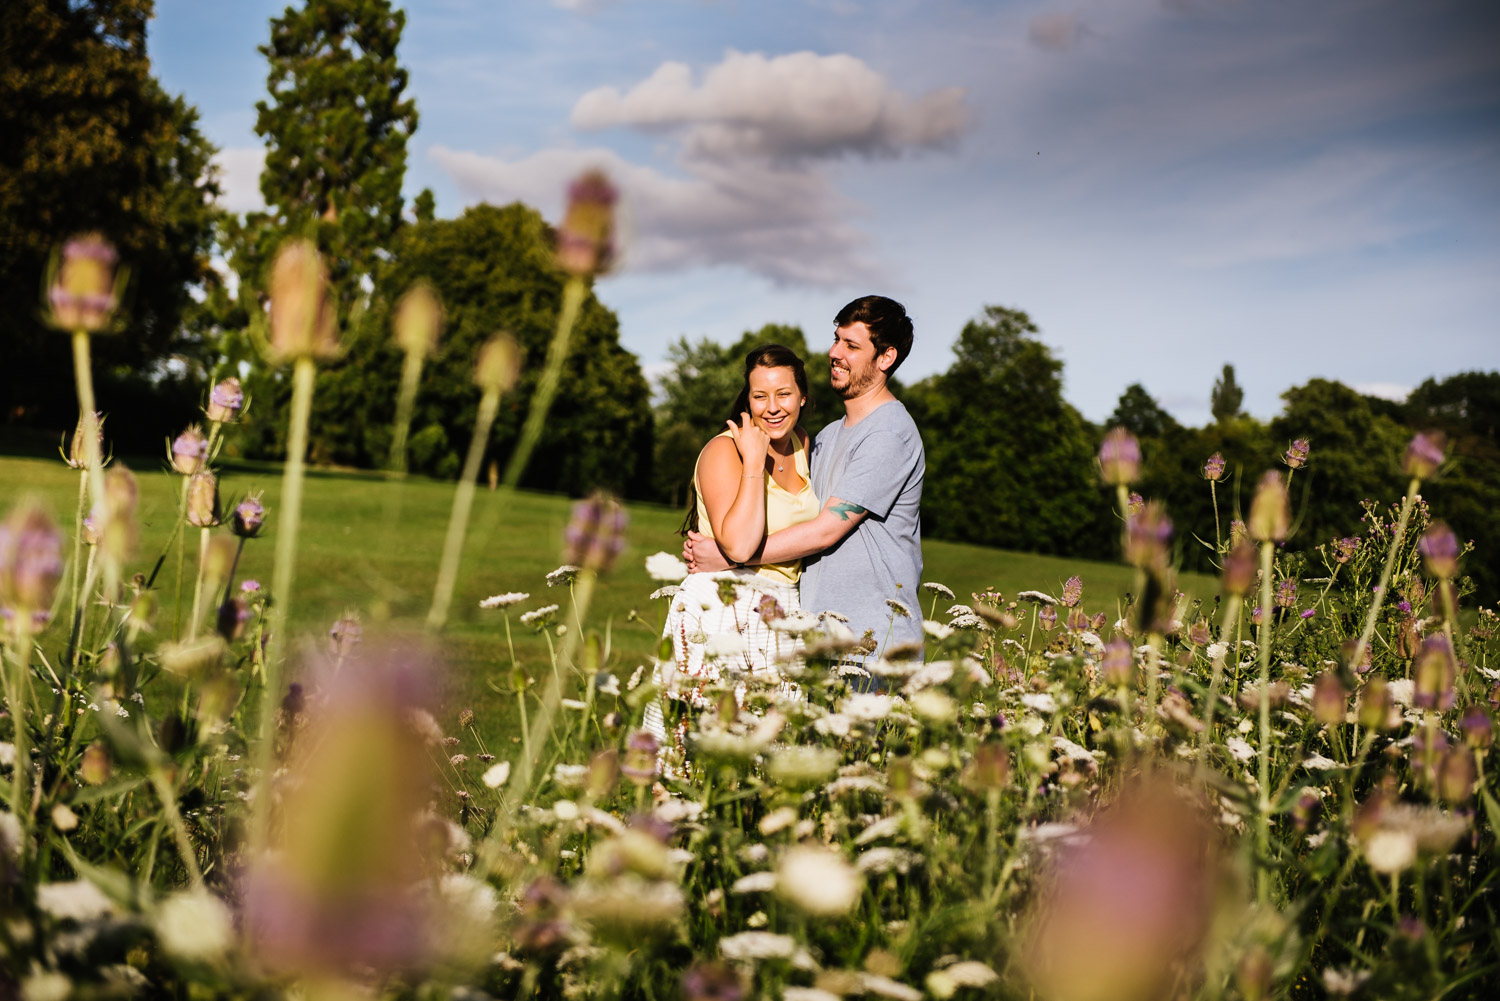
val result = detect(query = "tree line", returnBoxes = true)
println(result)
[3,0,1496,599]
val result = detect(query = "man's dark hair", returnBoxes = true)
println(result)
[834,295,915,375]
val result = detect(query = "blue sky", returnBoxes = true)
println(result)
[150,0,1500,425]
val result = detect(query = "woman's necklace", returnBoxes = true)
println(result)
[772,443,793,473]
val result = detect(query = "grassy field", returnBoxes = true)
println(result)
[1,453,1217,743]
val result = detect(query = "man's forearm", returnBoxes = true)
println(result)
[740,510,849,565]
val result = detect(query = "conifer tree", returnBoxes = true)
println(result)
[251,0,418,302]
[1211,363,1245,423]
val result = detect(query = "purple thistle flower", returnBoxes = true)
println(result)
[556,169,619,277]
[47,233,119,332]
[1038,605,1057,630]
[241,579,261,593]
[171,425,208,475]
[562,491,629,573]
[1413,635,1457,710]
[1461,705,1493,749]
[1124,501,1172,570]
[232,494,266,539]
[1282,438,1310,469]
[329,615,362,658]
[1332,536,1360,564]
[1274,577,1298,609]
[0,503,65,621]
[1418,522,1460,579]
[1202,452,1226,482]
[1300,608,1315,620]
[1061,575,1083,608]
[1098,427,1141,486]
[206,377,244,423]
[621,729,660,786]
[1402,432,1446,479]
[1102,638,1134,686]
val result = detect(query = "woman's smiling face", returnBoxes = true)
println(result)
[747,365,804,441]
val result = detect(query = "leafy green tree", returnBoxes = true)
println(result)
[1109,383,1181,440]
[1404,371,1500,600]
[1269,378,1409,547]
[241,203,653,496]
[1211,364,1245,423]
[905,306,1108,555]
[0,0,220,444]
[249,0,418,305]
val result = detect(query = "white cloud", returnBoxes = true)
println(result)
[213,147,266,213]
[429,145,880,286]
[1355,382,1412,402]
[433,50,967,286]
[571,50,967,163]
[1028,13,1085,52]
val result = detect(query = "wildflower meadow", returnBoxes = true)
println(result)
[3,176,1499,1001]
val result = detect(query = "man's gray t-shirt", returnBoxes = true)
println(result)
[801,400,925,653]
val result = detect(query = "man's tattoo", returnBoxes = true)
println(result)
[829,500,867,522]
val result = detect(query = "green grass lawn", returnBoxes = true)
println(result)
[1,452,1217,745]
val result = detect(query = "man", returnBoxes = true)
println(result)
[684,294,925,657]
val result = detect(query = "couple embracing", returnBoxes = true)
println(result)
[649,295,925,740]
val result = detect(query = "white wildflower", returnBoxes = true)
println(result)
[814,712,853,738]
[1051,735,1095,763]
[922,619,954,640]
[767,746,841,787]
[948,612,987,630]
[704,632,745,658]
[731,871,778,894]
[921,582,955,598]
[479,591,529,608]
[1321,968,1372,996]
[1303,753,1341,771]
[1363,828,1418,874]
[1206,642,1228,661]
[1225,736,1255,761]
[842,693,894,721]
[784,989,842,1001]
[903,659,956,691]
[552,799,580,821]
[719,930,798,961]
[653,798,703,824]
[545,565,580,586]
[776,845,863,916]
[519,604,559,625]
[884,598,912,618]
[758,806,798,835]
[1387,679,1415,706]
[552,763,587,787]
[1020,693,1058,714]
[909,689,956,723]
[21,972,71,1001]
[771,611,821,633]
[1017,590,1058,605]
[483,761,512,788]
[1019,822,1085,846]
[0,742,14,767]
[856,846,919,874]
[155,890,235,962]
[854,815,903,846]
[649,585,682,600]
[37,880,115,922]
[860,973,923,1001]
[645,552,689,581]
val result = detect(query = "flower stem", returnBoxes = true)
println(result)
[1198,593,1242,767]
[252,355,317,853]
[188,527,209,640]
[427,383,502,631]
[1255,539,1276,903]
[388,349,425,476]
[1350,478,1420,670]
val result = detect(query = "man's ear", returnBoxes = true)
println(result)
[875,345,899,374]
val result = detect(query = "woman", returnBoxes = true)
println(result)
[644,345,819,756]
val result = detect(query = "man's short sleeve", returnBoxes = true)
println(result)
[828,429,918,520]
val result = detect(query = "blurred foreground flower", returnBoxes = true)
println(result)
[1248,472,1289,542]
[243,641,491,975]
[47,233,120,332]
[0,502,64,622]
[392,282,443,358]
[556,169,618,277]
[1418,522,1459,579]
[267,238,337,361]
[564,492,628,573]
[646,551,689,581]
[1402,432,1446,479]
[1098,427,1140,486]
[1124,501,1172,571]
[1024,781,1217,1001]
[776,845,863,916]
[171,426,208,475]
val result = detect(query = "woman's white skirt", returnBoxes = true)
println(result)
[643,569,801,752]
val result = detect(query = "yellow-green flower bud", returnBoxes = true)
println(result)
[268,238,338,361]
[186,471,220,528]
[1248,471,1289,542]
[392,283,443,357]
[474,333,521,393]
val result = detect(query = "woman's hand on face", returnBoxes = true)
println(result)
[726,411,771,466]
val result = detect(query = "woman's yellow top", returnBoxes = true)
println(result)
[693,429,819,583]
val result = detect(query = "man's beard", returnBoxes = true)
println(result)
[833,361,878,400]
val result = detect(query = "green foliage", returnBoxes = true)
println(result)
[240,203,654,496]
[905,305,1110,555]
[1109,382,1182,440]
[1270,378,1410,546]
[0,0,220,440]
[250,0,418,305]
[1211,362,1245,423]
